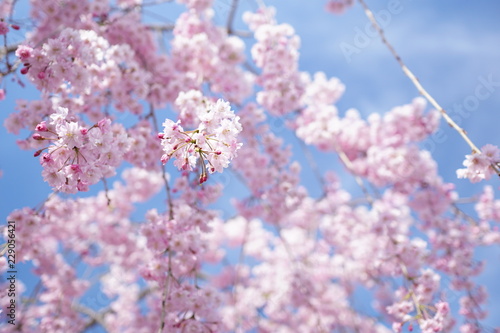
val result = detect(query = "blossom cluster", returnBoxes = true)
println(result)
[2,1,500,333]
[17,28,150,117]
[35,107,130,193]
[457,144,500,183]
[296,96,441,191]
[159,93,242,183]
[246,7,307,115]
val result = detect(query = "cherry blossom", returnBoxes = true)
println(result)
[159,95,242,183]
[1,1,500,333]
[35,107,131,193]
[457,144,500,183]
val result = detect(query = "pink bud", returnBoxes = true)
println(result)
[215,151,222,155]
[199,174,208,184]
[20,67,29,75]
[35,121,48,132]
[37,71,46,79]
[157,133,165,139]
[161,154,170,165]
[80,128,88,135]
[32,133,44,140]
[11,24,20,30]
[34,149,43,157]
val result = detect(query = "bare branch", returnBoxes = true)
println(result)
[357,0,482,155]
[0,43,19,57]
[74,303,110,332]
[146,23,175,32]
[337,149,374,204]
[226,0,240,34]
[147,104,175,220]
[158,251,174,333]
[79,287,154,332]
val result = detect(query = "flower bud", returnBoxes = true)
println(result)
[35,121,48,132]
[32,133,44,140]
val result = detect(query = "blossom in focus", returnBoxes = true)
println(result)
[160,94,242,183]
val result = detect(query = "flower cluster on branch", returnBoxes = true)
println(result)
[0,0,499,332]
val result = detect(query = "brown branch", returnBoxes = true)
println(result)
[0,41,21,77]
[337,149,374,204]
[145,23,175,32]
[0,43,19,57]
[158,251,174,333]
[148,104,175,220]
[80,287,154,331]
[356,0,482,155]
[226,0,240,34]
[101,178,111,207]
[74,303,110,332]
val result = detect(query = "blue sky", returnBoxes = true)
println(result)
[1,0,500,331]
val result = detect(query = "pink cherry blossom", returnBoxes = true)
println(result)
[457,144,500,182]
[1,1,500,333]
[160,96,242,183]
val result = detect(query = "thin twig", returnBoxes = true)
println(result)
[226,0,240,34]
[146,23,175,32]
[294,133,325,192]
[0,43,19,57]
[9,0,19,20]
[80,287,154,331]
[158,251,173,333]
[148,104,175,220]
[232,217,250,332]
[101,178,111,207]
[451,203,478,226]
[73,303,110,332]
[357,0,482,156]
[243,60,259,75]
[34,191,58,213]
[337,149,374,204]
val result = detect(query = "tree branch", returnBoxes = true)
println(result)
[73,303,110,332]
[146,23,175,32]
[226,0,240,34]
[357,0,483,156]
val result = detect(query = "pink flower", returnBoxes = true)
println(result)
[58,121,84,148]
[159,95,242,182]
[457,145,500,183]
[15,45,33,61]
